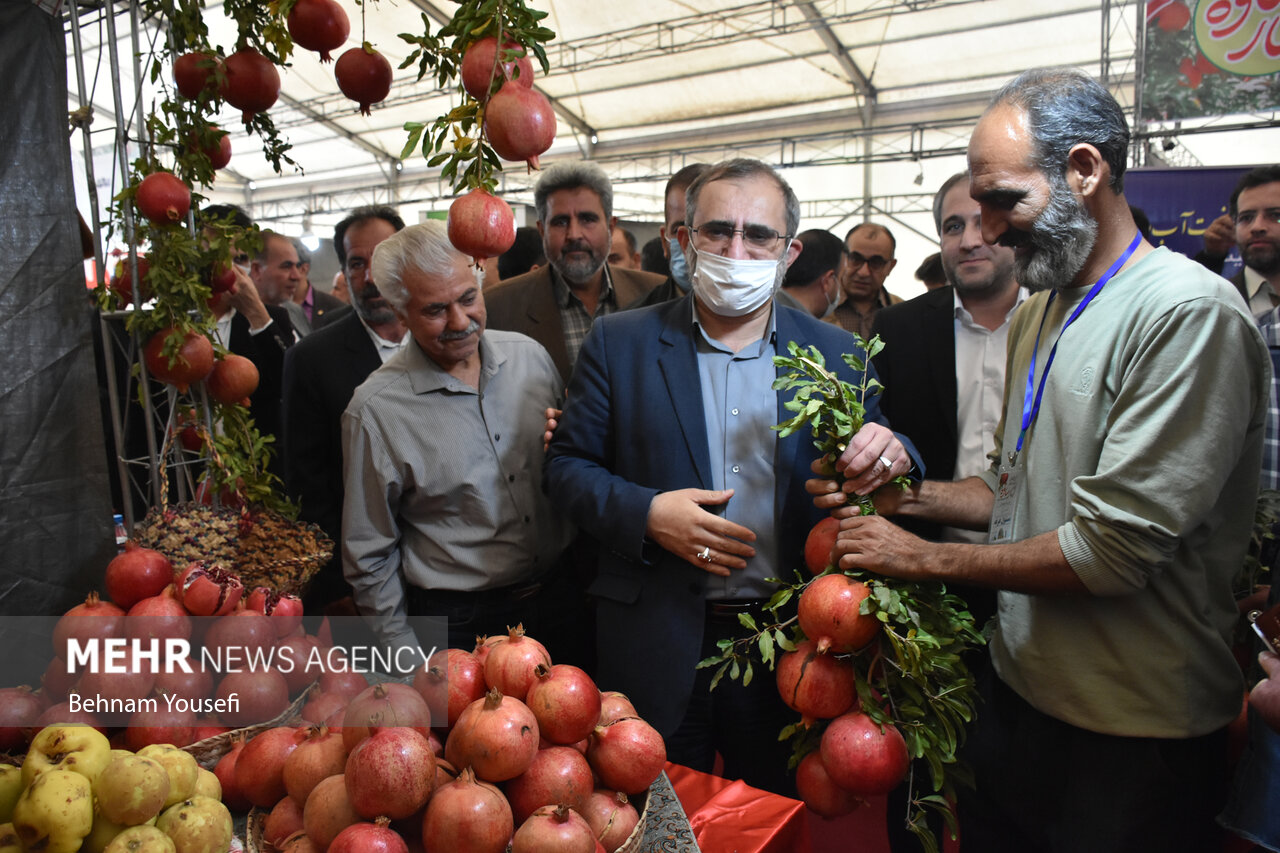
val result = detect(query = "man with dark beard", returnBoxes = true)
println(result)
[1196,165,1280,313]
[281,206,407,612]
[485,161,663,385]
[814,68,1269,852]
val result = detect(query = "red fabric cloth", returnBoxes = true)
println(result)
[665,762,812,853]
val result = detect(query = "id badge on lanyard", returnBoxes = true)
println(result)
[987,232,1141,545]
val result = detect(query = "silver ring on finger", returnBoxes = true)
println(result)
[697,546,713,562]
[878,455,892,471]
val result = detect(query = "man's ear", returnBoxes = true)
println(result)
[784,236,804,269]
[1067,142,1107,199]
[677,224,692,256]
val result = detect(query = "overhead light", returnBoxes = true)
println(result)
[913,168,924,186]
[248,180,256,191]
[395,161,403,172]
[589,133,598,144]
[300,215,320,251]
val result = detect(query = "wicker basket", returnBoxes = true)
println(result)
[135,502,332,596]
[182,689,310,771]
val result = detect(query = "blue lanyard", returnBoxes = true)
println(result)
[1015,232,1142,455]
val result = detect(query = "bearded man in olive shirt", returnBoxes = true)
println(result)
[341,221,580,663]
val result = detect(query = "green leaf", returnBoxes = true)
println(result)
[737,612,758,632]
[709,660,731,691]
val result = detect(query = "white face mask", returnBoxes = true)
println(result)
[820,273,840,319]
[689,244,787,317]
[666,237,692,293]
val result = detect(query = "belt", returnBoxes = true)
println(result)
[706,597,771,619]
[407,577,546,608]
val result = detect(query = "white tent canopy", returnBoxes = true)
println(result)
[65,0,1280,298]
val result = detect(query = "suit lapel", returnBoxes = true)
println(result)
[656,299,713,490]
[527,269,572,382]
[927,289,959,448]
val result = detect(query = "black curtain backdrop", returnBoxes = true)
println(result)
[0,2,115,684]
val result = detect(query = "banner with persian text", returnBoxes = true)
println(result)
[1141,0,1280,121]
[1125,165,1253,277]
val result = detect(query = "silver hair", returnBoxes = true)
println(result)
[932,172,970,235]
[685,158,801,239]
[990,67,1130,192]
[534,161,614,222]
[370,220,478,313]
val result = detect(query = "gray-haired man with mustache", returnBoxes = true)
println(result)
[340,221,585,664]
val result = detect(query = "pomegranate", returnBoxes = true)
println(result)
[448,189,516,263]
[52,590,126,658]
[284,725,348,805]
[143,328,215,393]
[301,690,348,724]
[586,717,666,795]
[341,682,433,752]
[303,773,361,849]
[279,830,323,853]
[484,82,555,170]
[201,129,233,171]
[32,702,104,733]
[335,44,392,115]
[447,688,540,782]
[191,720,231,741]
[412,648,487,728]
[173,51,219,99]
[597,691,637,726]
[237,725,308,808]
[246,586,305,637]
[104,543,173,609]
[174,561,243,616]
[205,354,260,405]
[0,686,43,750]
[461,37,534,101]
[319,668,369,699]
[581,789,639,853]
[804,516,840,575]
[330,818,409,853]
[110,253,151,306]
[473,634,504,669]
[421,767,513,853]
[264,795,306,847]
[220,48,281,122]
[503,745,593,824]
[203,605,277,668]
[512,803,596,853]
[136,171,191,225]
[213,736,252,812]
[795,750,861,819]
[525,663,601,746]
[153,655,214,703]
[204,260,236,294]
[41,657,78,703]
[798,573,879,653]
[218,668,291,727]
[775,640,856,722]
[276,635,323,695]
[125,701,197,750]
[819,711,909,796]
[288,0,350,62]
[126,585,193,643]
[483,624,551,700]
[344,726,436,819]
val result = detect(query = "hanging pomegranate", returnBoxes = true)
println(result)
[220,48,281,122]
[461,37,535,101]
[797,572,879,654]
[335,44,392,115]
[205,354,260,405]
[110,253,150,306]
[143,327,215,392]
[288,0,350,63]
[135,172,191,225]
[197,129,233,171]
[173,51,220,100]
[447,189,516,263]
[484,82,556,170]
[803,516,840,574]
[818,711,909,796]
[775,640,856,723]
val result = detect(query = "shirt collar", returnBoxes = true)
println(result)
[953,286,1029,325]
[1245,265,1273,301]
[690,296,778,357]
[551,263,615,308]
[405,332,502,394]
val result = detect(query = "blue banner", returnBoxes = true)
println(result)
[1125,165,1256,277]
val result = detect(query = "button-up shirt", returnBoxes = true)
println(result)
[341,331,573,651]
[1257,305,1280,491]
[551,265,619,370]
[828,288,897,341]
[694,303,780,600]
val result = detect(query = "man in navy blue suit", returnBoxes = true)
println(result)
[545,158,920,793]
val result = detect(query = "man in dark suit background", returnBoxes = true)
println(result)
[289,239,345,335]
[546,158,921,794]
[281,205,406,611]
[486,161,664,385]
[629,162,709,309]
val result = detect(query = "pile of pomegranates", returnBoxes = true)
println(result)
[242,625,664,853]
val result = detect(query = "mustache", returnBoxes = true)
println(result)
[996,229,1030,249]
[439,319,480,342]
[562,240,596,255]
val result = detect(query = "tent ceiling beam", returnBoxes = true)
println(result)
[795,1,875,101]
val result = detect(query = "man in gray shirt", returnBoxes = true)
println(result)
[341,221,581,663]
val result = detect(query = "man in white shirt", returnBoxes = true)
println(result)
[1197,165,1280,314]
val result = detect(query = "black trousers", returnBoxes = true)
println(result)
[665,602,798,797]
[404,566,594,676]
[957,665,1229,853]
